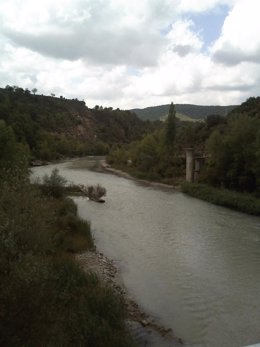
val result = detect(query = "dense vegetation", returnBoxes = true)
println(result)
[131,103,236,121]
[205,112,260,192]
[108,105,228,183]
[0,125,134,346]
[109,98,260,212]
[0,85,155,161]
[182,183,260,215]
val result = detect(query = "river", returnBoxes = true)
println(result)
[32,157,260,347]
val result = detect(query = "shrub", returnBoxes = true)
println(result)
[58,214,94,253]
[57,197,78,216]
[41,168,67,198]
[79,184,106,201]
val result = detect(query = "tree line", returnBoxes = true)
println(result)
[108,98,260,195]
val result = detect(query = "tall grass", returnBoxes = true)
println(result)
[181,182,260,216]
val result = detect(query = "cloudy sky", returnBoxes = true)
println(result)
[0,0,259,109]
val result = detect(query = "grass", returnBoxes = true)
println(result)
[181,182,260,216]
[0,172,134,347]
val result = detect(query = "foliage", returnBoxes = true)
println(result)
[52,197,94,252]
[228,96,260,119]
[0,85,155,161]
[181,182,260,216]
[0,174,133,346]
[205,114,260,192]
[0,120,29,179]
[81,184,107,201]
[108,118,185,183]
[41,168,67,198]
[165,102,176,148]
[110,97,260,197]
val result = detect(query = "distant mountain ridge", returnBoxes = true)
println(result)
[130,104,237,121]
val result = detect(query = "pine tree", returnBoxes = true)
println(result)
[165,102,176,148]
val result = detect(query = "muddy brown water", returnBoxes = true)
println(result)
[32,157,260,347]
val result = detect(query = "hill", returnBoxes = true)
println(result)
[0,86,155,161]
[131,103,237,121]
[227,96,260,118]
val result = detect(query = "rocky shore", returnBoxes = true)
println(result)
[76,250,184,346]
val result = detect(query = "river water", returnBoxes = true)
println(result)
[32,157,260,347]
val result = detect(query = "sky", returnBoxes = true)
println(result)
[0,0,260,109]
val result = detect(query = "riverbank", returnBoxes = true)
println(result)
[101,159,260,216]
[181,182,260,216]
[77,250,184,346]
[0,170,135,346]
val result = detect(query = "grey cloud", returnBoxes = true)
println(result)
[213,44,260,65]
[172,44,196,57]
[1,0,169,68]
[4,26,164,67]
[87,86,124,100]
[207,83,255,92]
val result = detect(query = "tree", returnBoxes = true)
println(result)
[165,102,176,148]
[0,120,29,178]
[32,88,37,95]
[206,114,260,192]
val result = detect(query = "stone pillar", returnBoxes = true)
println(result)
[185,148,194,182]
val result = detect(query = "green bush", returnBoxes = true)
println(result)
[41,168,67,198]
[57,214,94,253]
[57,197,78,216]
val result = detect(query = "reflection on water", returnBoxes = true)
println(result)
[32,158,260,347]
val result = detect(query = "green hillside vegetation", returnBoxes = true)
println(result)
[131,103,236,121]
[205,98,260,193]
[109,98,260,210]
[108,108,228,183]
[0,133,134,346]
[0,85,156,161]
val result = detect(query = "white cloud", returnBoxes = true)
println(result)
[177,0,238,13]
[0,0,259,109]
[211,0,260,65]
[166,20,203,56]
[0,0,169,66]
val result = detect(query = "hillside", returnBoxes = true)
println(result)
[0,86,155,160]
[131,103,237,121]
[227,96,260,118]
